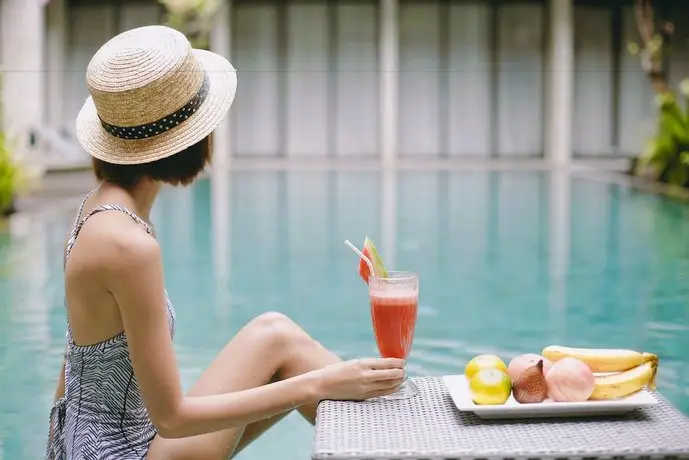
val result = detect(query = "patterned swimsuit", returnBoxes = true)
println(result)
[47,193,176,459]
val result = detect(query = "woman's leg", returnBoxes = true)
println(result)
[146,312,341,460]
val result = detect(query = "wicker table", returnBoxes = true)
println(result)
[312,376,689,460]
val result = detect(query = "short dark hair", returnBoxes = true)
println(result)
[92,133,213,189]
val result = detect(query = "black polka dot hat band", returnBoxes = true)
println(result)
[98,73,210,140]
[75,25,237,165]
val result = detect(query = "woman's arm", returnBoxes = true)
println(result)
[49,233,70,449]
[55,228,72,402]
[47,355,66,448]
[108,231,324,439]
[54,355,66,401]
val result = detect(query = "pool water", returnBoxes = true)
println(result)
[1,170,688,459]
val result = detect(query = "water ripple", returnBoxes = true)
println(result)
[2,172,689,459]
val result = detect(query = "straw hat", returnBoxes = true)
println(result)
[75,25,237,165]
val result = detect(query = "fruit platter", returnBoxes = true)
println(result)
[443,346,659,419]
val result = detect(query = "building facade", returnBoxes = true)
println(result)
[1,0,688,168]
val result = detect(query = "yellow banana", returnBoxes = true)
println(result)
[589,360,658,400]
[542,345,658,373]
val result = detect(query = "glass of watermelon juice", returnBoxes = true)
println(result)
[368,271,419,399]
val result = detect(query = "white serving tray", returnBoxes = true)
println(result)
[442,374,658,420]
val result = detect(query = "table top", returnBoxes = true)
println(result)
[312,376,689,460]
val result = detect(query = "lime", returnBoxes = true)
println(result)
[469,369,512,405]
[464,354,507,379]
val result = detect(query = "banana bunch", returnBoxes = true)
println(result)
[542,345,659,400]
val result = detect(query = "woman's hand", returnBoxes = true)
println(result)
[314,358,406,401]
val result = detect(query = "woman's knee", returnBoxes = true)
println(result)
[250,311,296,333]
[249,312,312,349]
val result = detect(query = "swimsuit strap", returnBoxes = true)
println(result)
[66,204,152,262]
[71,189,96,231]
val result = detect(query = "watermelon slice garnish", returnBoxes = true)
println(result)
[358,236,388,284]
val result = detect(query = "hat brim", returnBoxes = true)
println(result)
[75,49,237,165]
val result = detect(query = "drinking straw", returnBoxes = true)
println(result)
[344,240,376,279]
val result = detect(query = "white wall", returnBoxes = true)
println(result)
[0,0,45,158]
[284,2,330,157]
[53,0,689,160]
[617,5,655,156]
[334,2,379,157]
[573,6,613,156]
[496,3,545,157]
[446,3,491,157]
[231,0,379,157]
[398,2,442,157]
[230,3,281,157]
[398,1,544,158]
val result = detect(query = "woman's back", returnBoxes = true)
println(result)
[48,193,176,459]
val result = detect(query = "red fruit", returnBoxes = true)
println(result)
[356,237,388,285]
[358,247,374,284]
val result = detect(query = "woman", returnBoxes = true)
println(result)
[47,25,405,460]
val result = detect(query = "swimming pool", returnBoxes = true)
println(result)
[1,170,688,459]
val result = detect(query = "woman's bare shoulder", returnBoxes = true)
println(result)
[67,211,160,274]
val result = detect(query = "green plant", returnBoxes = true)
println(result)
[0,67,23,215]
[627,0,674,95]
[634,85,689,186]
[0,132,21,214]
[158,0,226,50]
[625,0,689,185]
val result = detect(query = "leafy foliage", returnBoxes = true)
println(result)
[634,84,689,187]
[0,131,20,213]
[0,70,21,215]
[158,0,225,50]
[625,1,689,186]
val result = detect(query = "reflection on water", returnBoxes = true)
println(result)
[1,170,689,459]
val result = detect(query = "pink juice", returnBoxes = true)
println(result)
[369,292,418,359]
